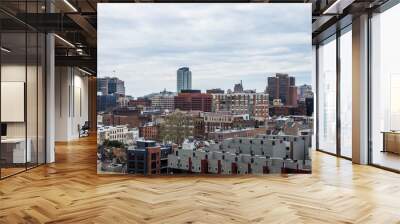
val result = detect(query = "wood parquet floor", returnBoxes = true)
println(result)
[1,136,400,224]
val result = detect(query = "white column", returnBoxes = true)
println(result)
[352,14,369,164]
[46,33,55,163]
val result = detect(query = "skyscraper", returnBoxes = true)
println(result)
[267,73,296,105]
[276,73,290,104]
[108,77,125,95]
[97,78,109,95]
[97,77,126,96]
[177,67,192,93]
[299,84,313,101]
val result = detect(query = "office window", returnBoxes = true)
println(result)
[312,45,317,150]
[318,36,337,154]
[371,4,400,171]
[340,28,352,158]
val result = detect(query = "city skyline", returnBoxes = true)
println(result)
[98,4,312,97]
[98,75,312,99]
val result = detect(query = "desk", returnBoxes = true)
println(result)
[1,138,31,164]
[382,131,400,154]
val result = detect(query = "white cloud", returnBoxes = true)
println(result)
[98,3,312,97]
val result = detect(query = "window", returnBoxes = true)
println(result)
[370,4,400,171]
[340,27,352,158]
[318,35,337,154]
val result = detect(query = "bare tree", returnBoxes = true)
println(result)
[159,111,194,145]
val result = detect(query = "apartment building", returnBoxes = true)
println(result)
[212,92,269,121]
[97,125,135,145]
[168,135,311,174]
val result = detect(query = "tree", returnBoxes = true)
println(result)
[159,111,193,145]
[103,139,125,148]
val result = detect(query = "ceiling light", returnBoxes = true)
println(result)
[1,47,11,53]
[63,0,78,12]
[323,0,355,15]
[54,34,75,48]
[78,67,92,76]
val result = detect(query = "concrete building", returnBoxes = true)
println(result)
[206,88,224,94]
[150,90,176,112]
[177,67,192,93]
[233,81,244,93]
[208,127,267,142]
[298,84,313,101]
[168,135,311,174]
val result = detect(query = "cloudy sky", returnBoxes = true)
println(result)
[98,4,312,98]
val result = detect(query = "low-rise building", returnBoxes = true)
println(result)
[168,135,311,174]
[127,140,172,175]
[202,112,250,134]
[139,122,159,141]
[208,127,266,142]
[97,125,135,145]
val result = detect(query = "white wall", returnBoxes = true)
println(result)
[55,67,89,141]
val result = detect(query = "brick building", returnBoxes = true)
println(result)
[139,123,159,140]
[211,92,269,121]
[174,92,212,112]
[127,140,172,175]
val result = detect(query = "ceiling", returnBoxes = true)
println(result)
[0,0,391,76]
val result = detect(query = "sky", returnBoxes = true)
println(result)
[98,3,312,98]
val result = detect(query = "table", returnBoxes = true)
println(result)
[1,138,32,164]
[382,131,400,154]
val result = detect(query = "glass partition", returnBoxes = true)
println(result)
[0,2,46,179]
[1,31,28,177]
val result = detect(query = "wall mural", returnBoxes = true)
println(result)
[97,3,313,175]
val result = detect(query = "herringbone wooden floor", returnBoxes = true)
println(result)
[1,136,400,224]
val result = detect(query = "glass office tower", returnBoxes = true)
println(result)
[177,67,192,93]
